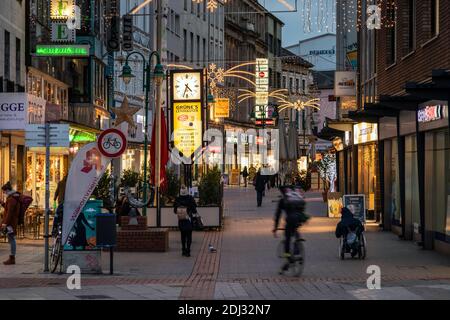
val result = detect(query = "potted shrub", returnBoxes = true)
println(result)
[92,170,115,212]
[161,168,181,205]
[120,169,140,189]
[198,166,221,206]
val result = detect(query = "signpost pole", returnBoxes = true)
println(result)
[44,123,50,272]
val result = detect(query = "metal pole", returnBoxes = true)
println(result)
[44,123,50,272]
[142,64,150,216]
[155,0,163,227]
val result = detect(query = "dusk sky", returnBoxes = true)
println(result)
[258,0,336,46]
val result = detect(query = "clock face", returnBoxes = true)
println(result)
[173,72,201,100]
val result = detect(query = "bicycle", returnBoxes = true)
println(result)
[275,228,305,277]
[49,219,63,273]
[103,137,122,150]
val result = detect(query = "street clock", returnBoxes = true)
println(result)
[173,72,202,100]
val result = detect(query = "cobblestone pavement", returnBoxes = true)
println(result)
[0,186,449,300]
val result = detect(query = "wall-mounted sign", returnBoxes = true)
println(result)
[309,49,336,55]
[122,14,134,52]
[335,71,356,97]
[51,23,75,42]
[0,93,48,130]
[173,102,203,158]
[36,44,90,57]
[255,58,269,120]
[353,122,378,145]
[418,104,444,123]
[214,98,229,118]
[50,0,75,20]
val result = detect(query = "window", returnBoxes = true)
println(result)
[430,0,439,36]
[404,0,415,54]
[289,78,293,93]
[386,6,396,65]
[175,15,180,35]
[203,38,206,63]
[190,32,194,62]
[15,38,21,85]
[302,79,306,92]
[183,29,187,60]
[296,79,299,92]
[184,0,187,11]
[197,35,200,66]
[282,76,286,89]
[4,31,10,80]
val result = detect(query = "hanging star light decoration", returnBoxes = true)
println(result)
[111,96,141,129]
[207,63,225,92]
[191,0,228,13]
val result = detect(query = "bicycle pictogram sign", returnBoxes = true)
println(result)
[97,128,127,158]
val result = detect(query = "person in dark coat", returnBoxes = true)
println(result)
[174,185,197,257]
[241,166,249,187]
[254,168,266,207]
[335,207,365,238]
[0,182,20,265]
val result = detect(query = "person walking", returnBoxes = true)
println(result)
[54,174,67,207]
[254,169,266,207]
[1,182,21,265]
[174,185,197,257]
[241,166,249,188]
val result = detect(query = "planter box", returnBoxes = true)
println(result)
[146,205,222,228]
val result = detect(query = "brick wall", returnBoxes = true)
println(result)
[116,216,169,252]
[116,228,169,252]
[377,0,450,95]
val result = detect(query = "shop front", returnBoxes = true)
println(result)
[379,116,401,234]
[419,101,450,252]
[353,122,380,220]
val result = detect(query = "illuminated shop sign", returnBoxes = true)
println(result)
[50,0,75,20]
[353,123,378,145]
[36,45,90,57]
[417,104,445,123]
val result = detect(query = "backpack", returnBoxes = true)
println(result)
[176,206,189,221]
[283,187,309,223]
[12,193,33,226]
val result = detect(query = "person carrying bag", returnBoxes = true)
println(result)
[174,185,198,257]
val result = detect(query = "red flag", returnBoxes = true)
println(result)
[151,109,169,191]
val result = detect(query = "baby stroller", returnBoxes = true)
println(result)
[338,225,366,260]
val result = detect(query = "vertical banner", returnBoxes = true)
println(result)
[62,143,111,245]
[122,14,134,52]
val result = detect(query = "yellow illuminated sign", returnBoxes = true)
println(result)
[214,98,230,118]
[353,122,378,145]
[173,102,203,157]
[51,0,75,20]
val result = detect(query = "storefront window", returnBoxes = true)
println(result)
[358,143,377,211]
[25,151,67,208]
[391,138,401,224]
[429,129,450,235]
[405,135,421,234]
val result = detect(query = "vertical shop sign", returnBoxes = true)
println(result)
[122,15,134,52]
[255,58,269,120]
[173,102,203,158]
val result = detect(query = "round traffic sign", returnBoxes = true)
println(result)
[97,128,127,158]
[259,72,265,78]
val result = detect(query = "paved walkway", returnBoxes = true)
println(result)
[0,187,449,300]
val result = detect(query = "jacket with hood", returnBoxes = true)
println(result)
[1,191,21,232]
[335,207,364,238]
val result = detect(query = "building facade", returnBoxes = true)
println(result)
[0,0,27,193]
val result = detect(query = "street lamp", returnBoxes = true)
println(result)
[120,51,164,216]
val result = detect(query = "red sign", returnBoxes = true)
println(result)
[97,128,127,158]
[259,72,265,78]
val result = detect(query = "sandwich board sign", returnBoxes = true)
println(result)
[343,194,366,223]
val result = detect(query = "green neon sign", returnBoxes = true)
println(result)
[69,131,97,143]
[36,45,90,57]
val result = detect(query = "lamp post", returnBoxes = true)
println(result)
[120,51,164,216]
